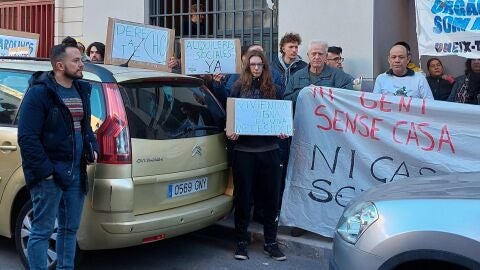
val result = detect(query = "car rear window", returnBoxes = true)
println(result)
[119,82,225,140]
[0,69,106,131]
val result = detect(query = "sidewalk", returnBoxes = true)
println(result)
[197,212,333,264]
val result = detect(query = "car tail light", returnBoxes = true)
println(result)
[96,83,131,164]
[142,234,166,243]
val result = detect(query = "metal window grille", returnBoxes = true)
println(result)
[149,0,278,62]
[0,0,54,58]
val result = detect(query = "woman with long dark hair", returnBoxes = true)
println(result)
[227,50,288,261]
[426,57,454,101]
[448,58,480,104]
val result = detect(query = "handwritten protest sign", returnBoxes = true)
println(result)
[280,86,480,237]
[226,98,293,136]
[180,38,241,75]
[415,0,480,57]
[0,29,39,57]
[104,18,174,71]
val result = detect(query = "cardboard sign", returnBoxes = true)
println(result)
[0,29,39,57]
[226,98,293,136]
[180,38,241,75]
[104,18,174,71]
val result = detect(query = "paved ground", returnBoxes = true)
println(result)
[0,222,329,270]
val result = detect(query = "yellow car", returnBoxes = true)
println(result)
[0,58,232,269]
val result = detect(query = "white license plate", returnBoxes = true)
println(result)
[168,177,208,198]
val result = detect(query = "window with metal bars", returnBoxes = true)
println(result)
[149,0,278,62]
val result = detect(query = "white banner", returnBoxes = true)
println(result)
[415,0,480,58]
[280,86,480,237]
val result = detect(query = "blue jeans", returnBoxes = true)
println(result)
[27,174,85,270]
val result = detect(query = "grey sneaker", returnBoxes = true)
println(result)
[264,242,286,261]
[234,241,249,260]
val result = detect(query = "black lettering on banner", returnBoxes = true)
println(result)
[390,161,410,182]
[309,179,333,203]
[370,156,393,183]
[311,144,340,173]
[419,167,436,175]
[335,186,355,207]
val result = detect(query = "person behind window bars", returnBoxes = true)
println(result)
[182,3,206,36]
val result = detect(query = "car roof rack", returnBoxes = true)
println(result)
[0,56,49,61]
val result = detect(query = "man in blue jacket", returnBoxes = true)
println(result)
[18,36,99,270]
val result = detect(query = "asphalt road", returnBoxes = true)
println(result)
[0,228,327,270]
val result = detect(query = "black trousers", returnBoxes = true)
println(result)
[232,149,282,243]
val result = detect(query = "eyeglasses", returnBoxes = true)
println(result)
[327,57,344,63]
[249,63,264,68]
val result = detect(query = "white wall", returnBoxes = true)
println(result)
[278,0,375,78]
[55,0,84,43]
[82,0,145,45]
[56,0,145,46]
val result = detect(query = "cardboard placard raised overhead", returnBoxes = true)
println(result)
[104,18,174,71]
[180,38,241,75]
[226,98,293,136]
[0,28,39,57]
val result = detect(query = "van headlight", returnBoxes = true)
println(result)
[337,201,378,244]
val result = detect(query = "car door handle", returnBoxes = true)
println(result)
[0,145,17,151]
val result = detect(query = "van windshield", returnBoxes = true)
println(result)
[119,82,225,140]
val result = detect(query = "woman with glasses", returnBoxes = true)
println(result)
[227,50,288,261]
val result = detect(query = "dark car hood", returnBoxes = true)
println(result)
[357,172,480,202]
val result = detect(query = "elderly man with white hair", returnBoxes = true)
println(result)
[284,40,353,105]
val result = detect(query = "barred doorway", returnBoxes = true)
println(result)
[149,0,279,62]
[0,0,54,58]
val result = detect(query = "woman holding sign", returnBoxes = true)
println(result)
[227,50,288,261]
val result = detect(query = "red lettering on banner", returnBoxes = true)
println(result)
[360,93,426,115]
[360,92,377,109]
[398,96,412,113]
[417,123,434,151]
[438,125,455,153]
[311,86,334,103]
[406,122,420,147]
[370,118,382,140]
[379,95,392,112]
[391,121,454,153]
[392,121,408,144]
[358,115,370,138]
[345,113,358,134]
[314,107,381,141]
[314,105,332,130]
[332,110,344,131]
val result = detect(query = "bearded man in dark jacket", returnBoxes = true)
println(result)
[18,36,99,270]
